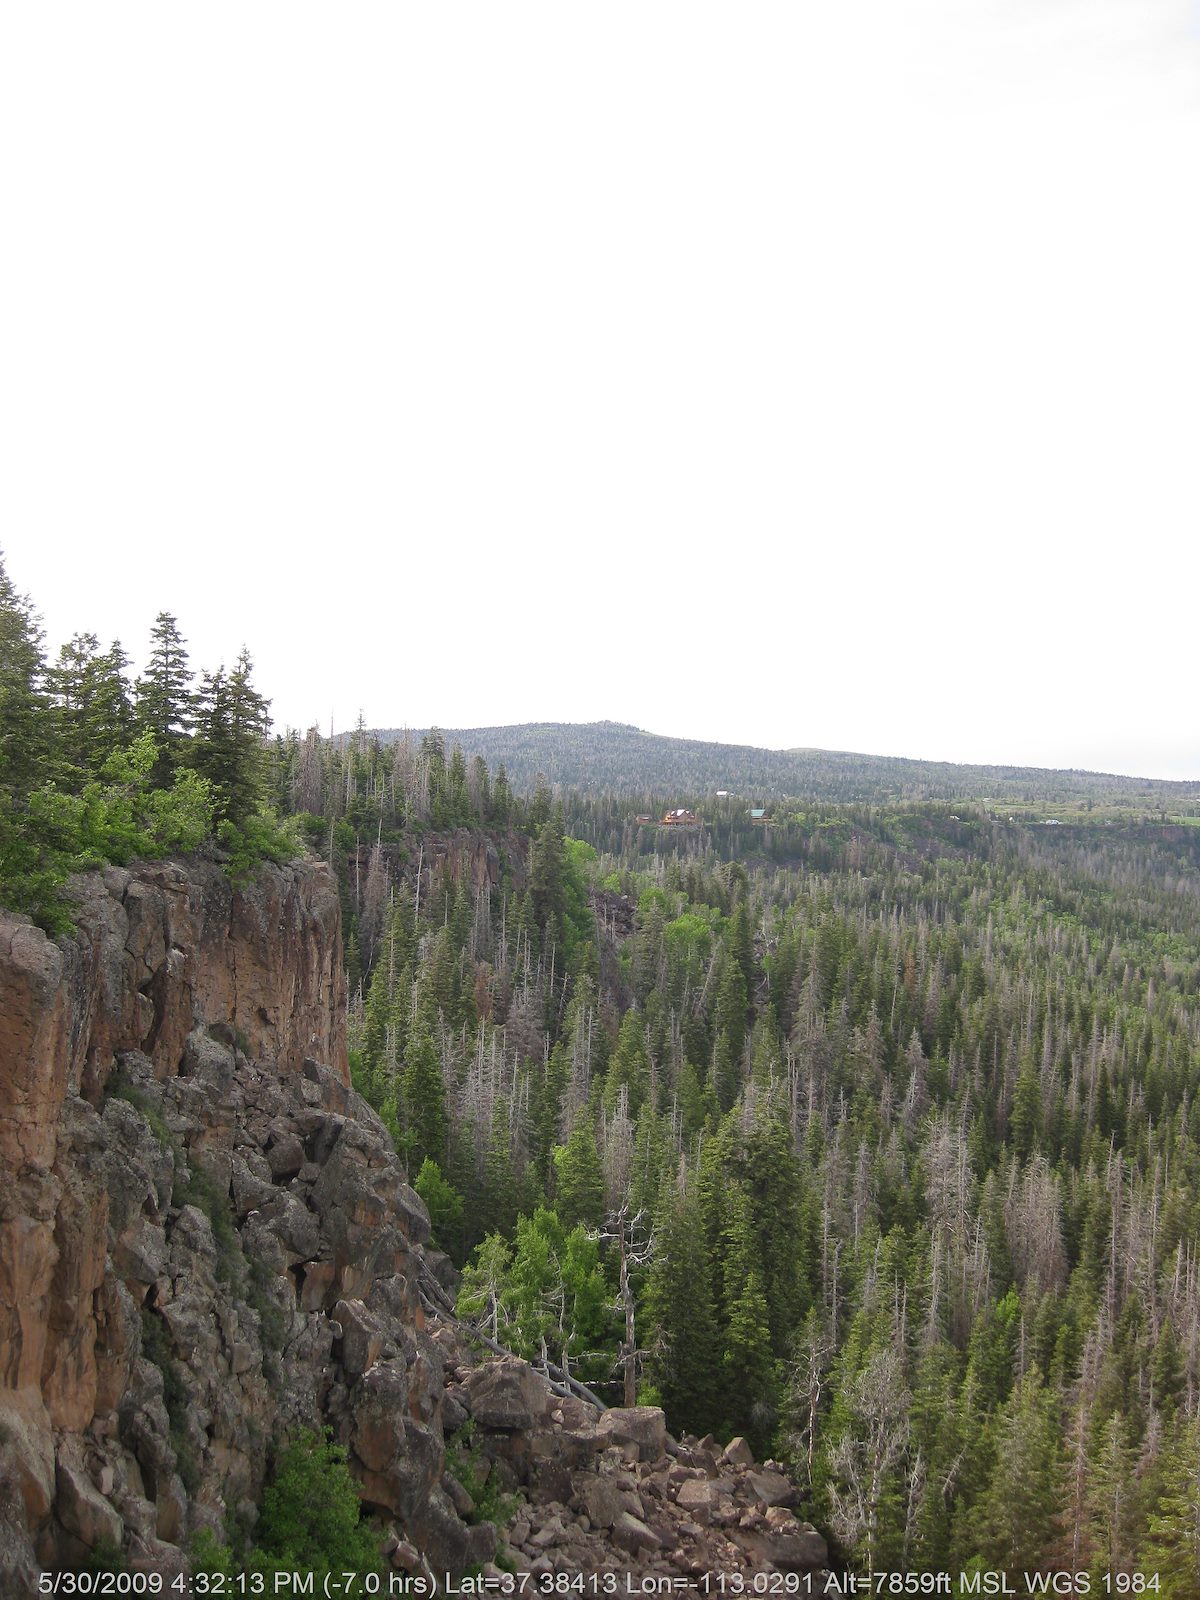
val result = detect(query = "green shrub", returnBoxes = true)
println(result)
[415,1157,466,1262]
[444,1422,518,1529]
[190,1526,234,1579]
[85,1536,126,1574]
[218,811,303,884]
[0,734,218,932]
[248,1429,381,1585]
[104,1071,173,1149]
[140,1309,200,1493]
[172,1161,240,1286]
[247,1254,289,1355]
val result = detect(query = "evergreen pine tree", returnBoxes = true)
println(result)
[191,647,271,825]
[969,1368,1064,1574]
[646,1169,723,1437]
[740,1110,809,1349]
[49,631,100,777]
[531,1042,570,1192]
[1142,1417,1200,1597]
[605,1009,652,1117]
[134,612,193,785]
[531,816,567,955]
[722,1184,778,1449]
[401,1023,448,1173]
[1084,1410,1136,1579]
[553,1119,605,1231]
[0,548,54,797]
[491,763,512,824]
[482,1101,525,1238]
[446,745,469,821]
[715,950,749,1058]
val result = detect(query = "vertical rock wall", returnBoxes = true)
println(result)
[0,857,440,1584]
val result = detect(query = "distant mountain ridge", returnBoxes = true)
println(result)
[350,720,1199,805]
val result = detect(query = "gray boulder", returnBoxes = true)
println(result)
[463,1360,548,1431]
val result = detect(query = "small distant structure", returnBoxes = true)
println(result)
[716,790,730,798]
[748,807,771,824]
[634,814,654,825]
[661,807,700,827]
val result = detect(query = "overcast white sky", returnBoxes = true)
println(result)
[2,3,1198,776]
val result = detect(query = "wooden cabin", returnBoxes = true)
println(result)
[661,807,700,826]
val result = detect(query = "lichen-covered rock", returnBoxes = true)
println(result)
[55,1439,123,1552]
[757,1524,829,1572]
[747,1468,799,1509]
[408,1483,497,1575]
[575,1472,624,1530]
[0,1490,40,1598]
[596,1406,667,1462]
[675,1477,718,1516]
[463,1359,549,1431]
[0,1390,55,1521]
[612,1510,660,1552]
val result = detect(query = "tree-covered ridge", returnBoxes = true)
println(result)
[357,719,1200,809]
[286,718,1200,1587]
[0,550,293,930]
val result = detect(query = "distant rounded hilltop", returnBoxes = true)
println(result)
[335,721,1197,806]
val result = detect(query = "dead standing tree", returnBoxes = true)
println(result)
[593,1203,655,1407]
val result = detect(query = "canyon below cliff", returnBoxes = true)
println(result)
[0,855,827,1591]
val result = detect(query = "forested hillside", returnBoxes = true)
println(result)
[276,720,1200,1588]
[7,548,1200,1587]
[363,720,1200,810]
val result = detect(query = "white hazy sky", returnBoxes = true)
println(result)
[2,3,1198,777]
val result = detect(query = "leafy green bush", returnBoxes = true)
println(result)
[85,1536,127,1574]
[218,810,304,884]
[0,733,217,930]
[189,1526,234,1579]
[0,728,306,930]
[415,1156,466,1261]
[248,1429,381,1585]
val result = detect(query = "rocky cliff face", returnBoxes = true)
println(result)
[0,855,828,1592]
[1,859,346,1428]
[0,857,426,1584]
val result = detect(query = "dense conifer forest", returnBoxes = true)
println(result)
[7,548,1200,1587]
[293,728,1200,1587]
